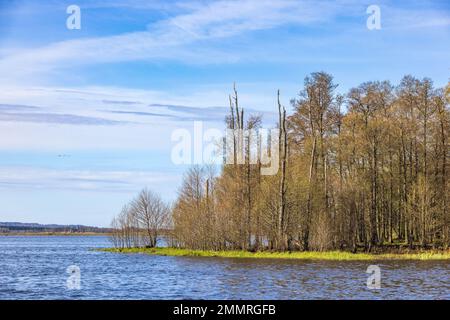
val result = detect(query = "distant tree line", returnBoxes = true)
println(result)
[0,222,111,234]
[111,72,449,252]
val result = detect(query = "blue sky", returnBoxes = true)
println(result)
[0,0,449,227]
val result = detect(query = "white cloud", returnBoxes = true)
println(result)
[2,0,448,85]
[0,166,180,192]
[383,7,450,30]
[0,0,351,82]
[0,84,281,152]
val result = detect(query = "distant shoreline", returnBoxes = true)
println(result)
[100,247,450,261]
[0,232,111,236]
[0,222,112,235]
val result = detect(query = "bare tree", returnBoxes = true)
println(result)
[131,188,170,248]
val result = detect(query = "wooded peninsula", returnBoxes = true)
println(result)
[109,72,449,258]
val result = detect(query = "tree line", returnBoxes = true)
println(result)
[111,72,449,252]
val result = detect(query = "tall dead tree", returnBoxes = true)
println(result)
[277,90,288,250]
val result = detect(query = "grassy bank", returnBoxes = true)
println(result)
[101,247,450,261]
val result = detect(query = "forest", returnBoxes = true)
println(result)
[110,72,449,252]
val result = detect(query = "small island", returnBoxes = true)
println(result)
[105,74,450,261]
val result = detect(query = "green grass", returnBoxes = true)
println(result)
[100,247,450,261]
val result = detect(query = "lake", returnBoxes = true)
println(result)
[0,236,448,299]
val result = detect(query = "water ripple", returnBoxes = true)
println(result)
[0,236,448,299]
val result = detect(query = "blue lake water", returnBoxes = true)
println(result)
[0,236,448,299]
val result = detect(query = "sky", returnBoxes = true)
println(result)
[0,0,449,227]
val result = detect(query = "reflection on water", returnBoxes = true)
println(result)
[0,236,448,299]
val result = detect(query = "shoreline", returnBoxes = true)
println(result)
[0,232,110,236]
[100,247,450,261]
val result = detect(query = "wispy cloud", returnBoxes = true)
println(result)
[0,104,40,111]
[0,112,126,125]
[150,103,277,122]
[0,103,126,125]
[0,167,179,192]
[0,0,354,82]
[0,84,280,152]
[381,4,450,30]
[102,99,142,105]
[1,0,448,84]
